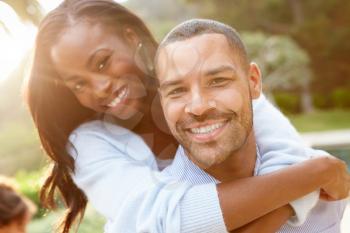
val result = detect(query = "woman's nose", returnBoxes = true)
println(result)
[91,75,113,99]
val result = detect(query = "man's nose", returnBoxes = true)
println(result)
[90,75,112,99]
[185,91,213,116]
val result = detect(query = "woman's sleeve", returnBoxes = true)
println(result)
[252,94,324,226]
[68,122,227,233]
[253,94,309,174]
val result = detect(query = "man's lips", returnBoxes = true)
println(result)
[183,119,229,130]
[182,119,230,143]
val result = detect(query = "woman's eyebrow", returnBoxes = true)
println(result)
[62,75,80,82]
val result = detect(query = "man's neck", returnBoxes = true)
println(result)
[205,131,257,183]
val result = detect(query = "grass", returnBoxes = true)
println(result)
[288,109,350,132]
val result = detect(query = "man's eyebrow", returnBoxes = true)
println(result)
[204,65,237,76]
[159,78,183,91]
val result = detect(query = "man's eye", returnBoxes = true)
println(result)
[168,87,186,97]
[209,78,229,86]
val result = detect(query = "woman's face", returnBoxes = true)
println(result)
[50,22,150,120]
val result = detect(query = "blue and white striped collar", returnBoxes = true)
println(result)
[163,145,262,184]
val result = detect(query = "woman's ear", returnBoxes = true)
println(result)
[123,27,140,49]
[124,27,155,75]
[248,62,262,99]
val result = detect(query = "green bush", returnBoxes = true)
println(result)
[312,93,332,109]
[273,93,301,114]
[15,170,47,219]
[331,88,350,109]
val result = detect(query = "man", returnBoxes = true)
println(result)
[155,19,347,232]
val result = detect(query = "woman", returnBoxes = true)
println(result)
[25,0,349,233]
[0,176,36,233]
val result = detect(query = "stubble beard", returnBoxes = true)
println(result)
[173,108,253,170]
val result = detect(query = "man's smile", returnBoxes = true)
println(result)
[183,120,230,143]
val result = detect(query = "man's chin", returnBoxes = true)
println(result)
[186,148,226,169]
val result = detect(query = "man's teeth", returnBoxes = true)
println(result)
[190,122,225,134]
[107,87,127,107]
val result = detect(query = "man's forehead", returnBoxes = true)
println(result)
[156,33,236,81]
[160,33,230,57]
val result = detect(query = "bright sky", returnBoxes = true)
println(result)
[0,0,128,82]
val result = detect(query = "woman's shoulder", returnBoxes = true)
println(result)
[70,119,135,140]
[67,120,132,151]
[68,120,154,167]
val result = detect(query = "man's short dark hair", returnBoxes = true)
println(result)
[156,19,250,71]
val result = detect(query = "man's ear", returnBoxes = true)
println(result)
[248,62,262,99]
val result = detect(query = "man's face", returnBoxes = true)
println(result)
[157,33,261,169]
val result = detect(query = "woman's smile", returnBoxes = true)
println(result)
[105,84,129,108]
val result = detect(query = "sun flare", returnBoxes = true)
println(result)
[0,2,37,82]
[0,0,129,82]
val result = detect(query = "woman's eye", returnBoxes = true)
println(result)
[72,81,86,92]
[97,56,110,72]
[98,63,105,71]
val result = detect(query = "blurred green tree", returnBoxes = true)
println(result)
[185,0,350,93]
[125,0,195,40]
[242,32,313,112]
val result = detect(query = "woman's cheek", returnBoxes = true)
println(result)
[77,95,91,109]
[77,94,99,112]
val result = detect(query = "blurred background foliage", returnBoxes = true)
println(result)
[0,0,349,232]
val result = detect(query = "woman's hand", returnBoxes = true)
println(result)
[218,155,349,231]
[315,156,350,201]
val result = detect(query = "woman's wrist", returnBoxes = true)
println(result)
[303,156,337,186]
[305,156,350,200]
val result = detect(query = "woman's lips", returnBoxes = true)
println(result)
[105,85,129,109]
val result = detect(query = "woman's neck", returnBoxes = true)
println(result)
[135,95,178,160]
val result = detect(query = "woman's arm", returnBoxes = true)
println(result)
[253,94,311,175]
[253,94,326,225]
[218,156,350,231]
[231,205,293,233]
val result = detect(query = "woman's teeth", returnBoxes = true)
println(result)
[190,122,225,134]
[107,87,127,108]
